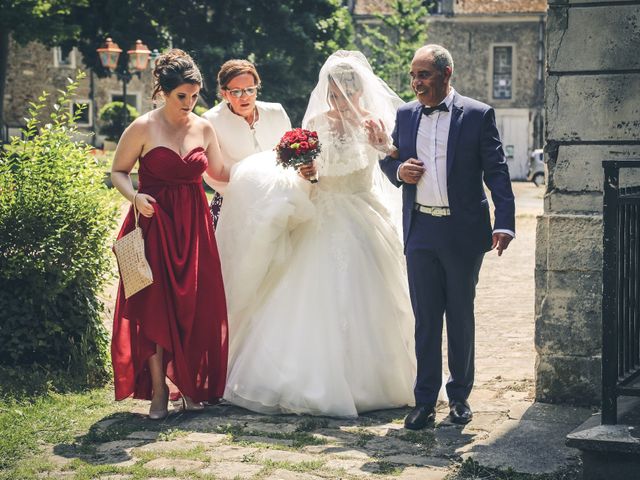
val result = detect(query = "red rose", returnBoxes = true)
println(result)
[276,128,321,168]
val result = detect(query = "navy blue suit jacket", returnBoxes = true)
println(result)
[379,92,515,254]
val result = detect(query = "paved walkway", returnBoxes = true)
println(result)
[46,182,592,479]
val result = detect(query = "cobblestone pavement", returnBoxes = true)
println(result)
[43,183,590,479]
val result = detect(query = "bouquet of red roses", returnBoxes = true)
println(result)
[275,128,321,183]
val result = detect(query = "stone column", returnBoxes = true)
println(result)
[535,0,640,404]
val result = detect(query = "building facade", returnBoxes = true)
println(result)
[353,0,547,179]
[537,0,640,405]
[2,38,154,146]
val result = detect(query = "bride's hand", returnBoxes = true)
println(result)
[134,193,157,218]
[298,162,317,182]
[365,119,394,155]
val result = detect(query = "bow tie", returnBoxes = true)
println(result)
[422,103,449,116]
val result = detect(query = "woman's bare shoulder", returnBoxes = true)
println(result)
[126,110,154,133]
[190,113,213,131]
[195,115,218,149]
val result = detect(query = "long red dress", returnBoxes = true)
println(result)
[111,146,228,403]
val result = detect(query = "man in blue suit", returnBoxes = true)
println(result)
[379,45,515,429]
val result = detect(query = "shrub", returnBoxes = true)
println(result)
[193,104,208,117]
[0,75,120,386]
[98,101,139,141]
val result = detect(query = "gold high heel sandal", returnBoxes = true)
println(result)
[148,385,169,420]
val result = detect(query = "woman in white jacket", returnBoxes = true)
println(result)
[202,59,314,226]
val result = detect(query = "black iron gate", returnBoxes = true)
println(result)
[602,160,640,424]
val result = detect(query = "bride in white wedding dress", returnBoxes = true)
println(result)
[215,51,416,417]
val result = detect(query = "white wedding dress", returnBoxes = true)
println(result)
[216,122,417,417]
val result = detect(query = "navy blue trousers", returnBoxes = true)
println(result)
[406,211,484,407]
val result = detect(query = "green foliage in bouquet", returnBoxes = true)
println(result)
[0,74,120,387]
[98,101,140,141]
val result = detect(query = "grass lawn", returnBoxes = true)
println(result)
[0,376,126,479]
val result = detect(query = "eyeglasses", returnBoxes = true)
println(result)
[224,86,260,98]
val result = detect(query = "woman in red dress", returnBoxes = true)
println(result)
[110,49,229,419]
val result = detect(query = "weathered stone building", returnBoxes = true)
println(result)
[537,0,640,406]
[2,39,153,145]
[353,0,547,179]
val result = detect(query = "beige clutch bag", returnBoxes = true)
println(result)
[113,197,153,299]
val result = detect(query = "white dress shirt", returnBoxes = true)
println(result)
[415,89,455,207]
[202,100,291,194]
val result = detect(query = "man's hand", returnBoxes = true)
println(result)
[398,158,425,184]
[491,232,513,256]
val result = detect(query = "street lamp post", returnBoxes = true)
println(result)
[97,38,154,129]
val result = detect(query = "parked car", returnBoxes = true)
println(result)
[527,148,545,187]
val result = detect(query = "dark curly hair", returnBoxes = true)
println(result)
[152,49,202,100]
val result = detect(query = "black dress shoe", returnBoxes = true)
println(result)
[404,404,436,430]
[449,400,472,424]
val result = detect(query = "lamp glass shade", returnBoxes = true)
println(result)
[96,38,122,70]
[128,40,151,71]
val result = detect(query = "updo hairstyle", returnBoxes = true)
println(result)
[152,49,202,100]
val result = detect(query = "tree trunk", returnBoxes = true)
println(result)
[0,29,9,140]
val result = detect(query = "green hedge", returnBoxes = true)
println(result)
[193,104,208,117]
[98,100,139,141]
[0,77,119,386]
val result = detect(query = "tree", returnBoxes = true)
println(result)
[358,0,429,100]
[0,0,87,129]
[2,0,353,129]
[64,0,353,125]
[162,0,355,124]
[62,0,171,80]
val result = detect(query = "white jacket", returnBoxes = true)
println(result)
[202,100,291,194]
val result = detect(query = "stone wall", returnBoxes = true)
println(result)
[426,17,543,108]
[3,38,154,146]
[535,0,640,404]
